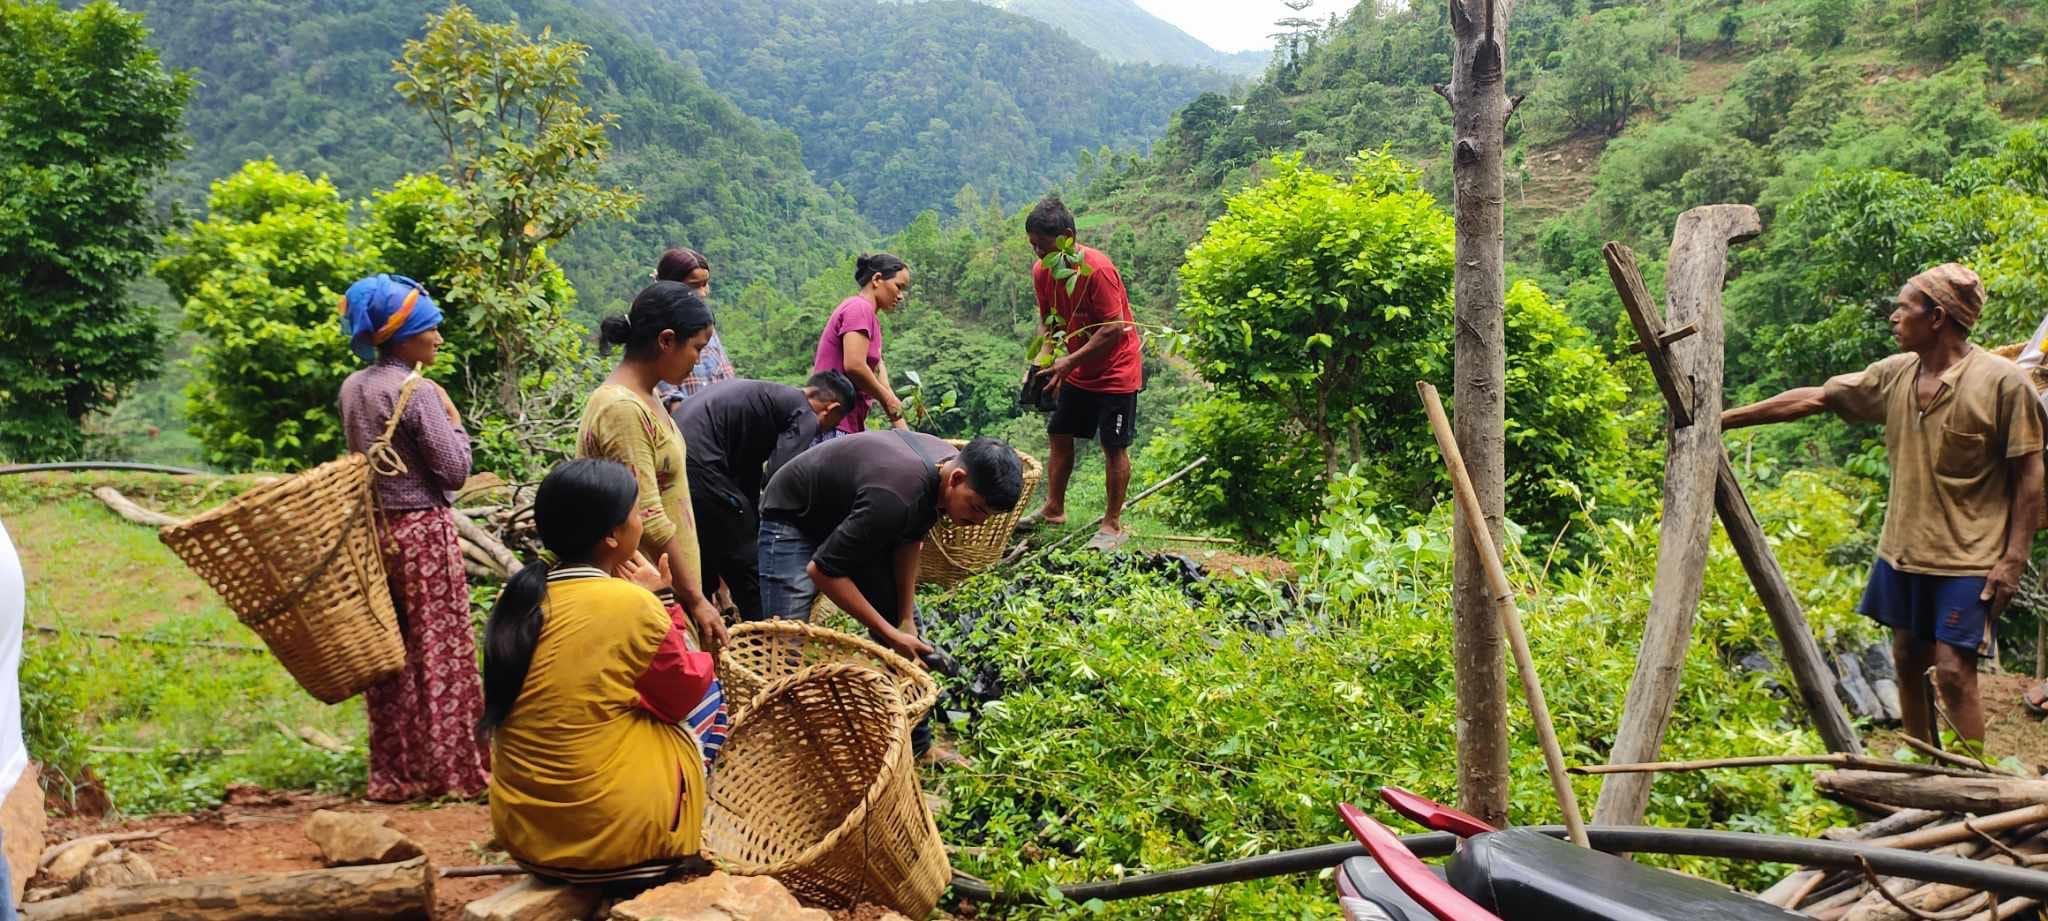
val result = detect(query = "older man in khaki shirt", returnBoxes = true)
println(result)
[1724,264,2043,751]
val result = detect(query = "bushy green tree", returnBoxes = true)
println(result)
[155,162,373,470]
[395,2,635,417]
[1540,7,1680,136]
[156,160,533,472]
[1180,151,1455,479]
[0,0,190,460]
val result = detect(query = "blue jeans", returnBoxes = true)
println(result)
[757,517,932,754]
[0,827,15,921]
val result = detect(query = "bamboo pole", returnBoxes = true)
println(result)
[1418,380,1588,847]
[1573,753,1992,779]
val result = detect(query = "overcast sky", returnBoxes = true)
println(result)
[1132,0,1348,53]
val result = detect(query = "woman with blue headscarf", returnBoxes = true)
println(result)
[338,274,491,802]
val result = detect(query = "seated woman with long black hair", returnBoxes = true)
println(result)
[480,458,717,883]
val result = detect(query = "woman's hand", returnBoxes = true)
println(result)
[616,552,669,593]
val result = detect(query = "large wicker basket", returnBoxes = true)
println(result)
[157,375,424,704]
[705,663,950,917]
[718,620,937,721]
[919,439,1041,586]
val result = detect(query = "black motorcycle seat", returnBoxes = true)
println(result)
[1447,829,1802,921]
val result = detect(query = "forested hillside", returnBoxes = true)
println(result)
[124,0,871,306]
[969,0,1270,74]
[586,0,1228,228]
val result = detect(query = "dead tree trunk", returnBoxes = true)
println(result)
[20,857,433,921]
[1441,0,1517,825]
[1595,205,1758,829]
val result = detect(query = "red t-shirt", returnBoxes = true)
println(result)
[1032,245,1143,394]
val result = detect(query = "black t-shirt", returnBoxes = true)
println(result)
[674,379,818,500]
[759,430,956,578]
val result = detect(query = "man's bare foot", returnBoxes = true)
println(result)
[1015,508,1066,532]
[2024,680,2048,719]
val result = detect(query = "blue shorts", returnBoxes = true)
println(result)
[1858,558,1988,654]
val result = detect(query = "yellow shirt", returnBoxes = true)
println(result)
[1824,345,2046,575]
[488,570,706,871]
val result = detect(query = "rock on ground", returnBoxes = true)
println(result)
[73,848,157,892]
[463,875,604,921]
[33,839,109,892]
[609,872,831,921]
[1,765,43,904]
[304,809,425,867]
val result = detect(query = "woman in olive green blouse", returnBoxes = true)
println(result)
[577,281,729,651]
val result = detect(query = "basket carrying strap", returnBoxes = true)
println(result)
[889,430,970,572]
[244,370,429,628]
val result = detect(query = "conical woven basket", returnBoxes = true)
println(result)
[158,453,404,703]
[705,663,949,917]
[918,440,1040,586]
[157,373,425,704]
[717,620,937,722]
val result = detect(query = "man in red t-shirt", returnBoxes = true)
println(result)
[1021,195,1143,550]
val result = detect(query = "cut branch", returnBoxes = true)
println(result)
[1574,754,1976,778]
[93,488,183,528]
[20,856,432,921]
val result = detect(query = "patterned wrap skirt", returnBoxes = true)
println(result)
[366,507,491,801]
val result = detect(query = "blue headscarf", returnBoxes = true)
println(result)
[339,274,443,361]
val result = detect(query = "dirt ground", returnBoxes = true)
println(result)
[43,788,942,920]
[1868,669,2048,770]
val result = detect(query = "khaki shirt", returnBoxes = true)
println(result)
[1824,345,2045,576]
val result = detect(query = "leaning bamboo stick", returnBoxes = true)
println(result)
[1418,381,1588,848]
[1573,753,1989,779]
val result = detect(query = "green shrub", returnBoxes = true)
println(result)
[1141,396,1324,544]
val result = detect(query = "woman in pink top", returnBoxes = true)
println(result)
[812,253,913,436]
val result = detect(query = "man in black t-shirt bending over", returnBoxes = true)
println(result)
[676,372,856,622]
[759,432,1022,757]
[758,432,1022,648]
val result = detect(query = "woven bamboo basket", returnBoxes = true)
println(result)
[157,376,424,704]
[705,663,949,917]
[1993,341,2048,529]
[718,620,936,721]
[919,439,1041,586]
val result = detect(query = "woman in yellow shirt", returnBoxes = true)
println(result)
[579,280,730,653]
[481,459,717,880]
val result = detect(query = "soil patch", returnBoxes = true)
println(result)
[43,791,956,920]
[1868,670,2048,771]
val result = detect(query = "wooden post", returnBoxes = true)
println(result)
[1599,208,1860,829]
[1440,0,1518,828]
[1420,381,1590,847]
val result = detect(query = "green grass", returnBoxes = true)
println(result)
[6,473,367,815]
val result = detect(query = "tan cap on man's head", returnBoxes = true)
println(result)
[1906,262,1986,329]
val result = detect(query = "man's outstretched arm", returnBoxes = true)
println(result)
[1722,386,1832,429]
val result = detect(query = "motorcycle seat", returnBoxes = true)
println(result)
[1446,829,1802,921]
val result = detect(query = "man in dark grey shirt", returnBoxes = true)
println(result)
[758,431,1022,757]
[676,372,855,621]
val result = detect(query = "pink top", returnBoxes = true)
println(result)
[812,295,883,434]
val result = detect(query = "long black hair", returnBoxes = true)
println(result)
[597,281,714,360]
[478,458,641,736]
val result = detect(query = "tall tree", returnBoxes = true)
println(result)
[394,2,638,418]
[1437,0,1516,825]
[0,0,189,461]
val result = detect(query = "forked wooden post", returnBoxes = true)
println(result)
[1418,381,1589,848]
[1598,206,1860,829]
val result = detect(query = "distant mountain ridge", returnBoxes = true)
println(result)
[586,0,1230,228]
[126,0,873,307]
[983,0,1269,74]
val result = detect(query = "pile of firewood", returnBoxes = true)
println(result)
[1757,756,2048,920]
